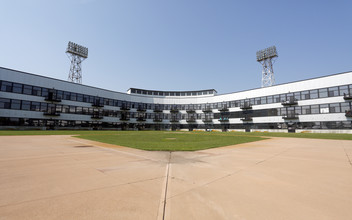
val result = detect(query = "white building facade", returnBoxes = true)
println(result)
[1,67,352,132]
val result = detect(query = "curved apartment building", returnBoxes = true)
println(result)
[1,67,352,132]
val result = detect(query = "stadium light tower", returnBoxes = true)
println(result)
[256,46,278,87]
[66,41,88,84]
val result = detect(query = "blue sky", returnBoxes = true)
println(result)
[1,0,351,94]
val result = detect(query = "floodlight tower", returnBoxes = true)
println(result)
[256,46,278,87]
[66,41,88,84]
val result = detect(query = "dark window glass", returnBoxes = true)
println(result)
[40,103,48,112]
[71,93,77,101]
[318,88,328,98]
[187,92,191,96]
[280,94,286,102]
[302,105,311,114]
[64,91,71,100]
[341,102,350,112]
[328,87,338,97]
[192,92,196,96]
[176,92,180,96]
[30,102,41,111]
[77,94,83,102]
[273,95,280,103]
[32,86,41,96]
[329,103,340,113]
[21,101,31,110]
[267,96,273,104]
[42,88,48,97]
[148,91,153,95]
[311,105,319,114]
[23,85,32,95]
[310,90,318,99]
[57,91,63,99]
[170,92,175,96]
[301,91,310,100]
[339,85,349,96]
[12,83,23,93]
[11,100,21,109]
[1,81,12,92]
[0,98,11,109]
[261,97,267,104]
[294,92,301,100]
[255,97,261,105]
[83,95,89,102]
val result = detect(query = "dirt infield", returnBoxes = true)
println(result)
[0,135,351,219]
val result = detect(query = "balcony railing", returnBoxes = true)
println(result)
[120,117,130,121]
[44,95,61,102]
[186,109,196,113]
[43,111,60,116]
[282,114,299,120]
[202,118,213,122]
[153,108,163,113]
[137,117,146,121]
[219,106,229,112]
[240,116,253,122]
[92,101,104,108]
[281,98,298,106]
[218,117,229,122]
[240,103,252,110]
[153,118,163,122]
[170,108,179,113]
[120,105,130,111]
[345,110,352,117]
[137,107,146,112]
[343,93,352,100]
[202,108,212,113]
[91,115,103,119]
[186,118,196,122]
[170,118,179,122]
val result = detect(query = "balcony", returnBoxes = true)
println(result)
[120,105,130,111]
[281,98,298,106]
[202,118,213,122]
[91,115,103,119]
[240,103,252,110]
[170,118,179,122]
[137,107,146,112]
[92,101,104,108]
[43,111,60,116]
[202,108,212,113]
[153,108,163,113]
[170,108,179,113]
[218,117,229,122]
[219,106,229,112]
[186,109,196,113]
[186,117,196,123]
[343,93,352,100]
[240,116,253,122]
[282,114,299,120]
[345,110,352,117]
[137,117,146,122]
[153,118,163,122]
[120,117,130,121]
[44,95,61,102]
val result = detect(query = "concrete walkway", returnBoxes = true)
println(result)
[0,135,351,219]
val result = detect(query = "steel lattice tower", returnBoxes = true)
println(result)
[256,46,278,87]
[66,42,88,84]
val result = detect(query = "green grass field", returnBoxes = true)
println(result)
[0,130,351,151]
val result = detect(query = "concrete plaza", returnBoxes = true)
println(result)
[0,135,351,219]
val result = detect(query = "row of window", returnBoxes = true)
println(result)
[130,88,215,96]
[1,98,351,121]
[1,117,351,129]
[1,80,352,110]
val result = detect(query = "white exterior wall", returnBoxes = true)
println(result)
[1,67,352,127]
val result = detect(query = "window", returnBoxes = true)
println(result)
[329,103,340,113]
[318,88,328,98]
[267,96,273,104]
[76,94,83,102]
[21,101,31,110]
[310,90,318,99]
[71,93,77,101]
[339,85,349,96]
[40,103,48,112]
[311,105,319,114]
[31,102,41,111]
[302,106,311,114]
[11,100,21,109]
[301,91,310,100]
[64,91,71,100]
[273,95,280,103]
[23,85,32,95]
[340,102,350,112]
[32,86,41,96]
[255,97,261,105]
[1,81,12,92]
[0,98,11,109]
[261,97,267,105]
[12,83,23,93]
[320,104,329,113]
[42,88,48,97]
[328,87,338,97]
[294,92,301,100]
